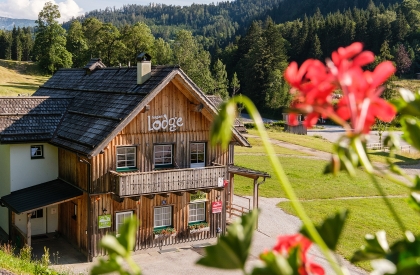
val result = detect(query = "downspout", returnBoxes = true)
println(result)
[78,155,92,262]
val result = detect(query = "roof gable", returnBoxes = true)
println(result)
[0,97,72,143]
[2,64,249,153]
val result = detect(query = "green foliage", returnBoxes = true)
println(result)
[301,210,348,251]
[211,59,229,99]
[173,30,214,93]
[91,217,141,275]
[33,2,72,74]
[19,245,32,262]
[196,210,258,271]
[66,20,88,68]
[210,99,237,148]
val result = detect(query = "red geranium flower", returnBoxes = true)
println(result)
[285,42,396,133]
[272,234,325,275]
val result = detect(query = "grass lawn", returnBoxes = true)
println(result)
[246,128,420,165]
[233,129,418,271]
[0,59,49,96]
[234,155,406,199]
[278,198,420,270]
[235,137,308,155]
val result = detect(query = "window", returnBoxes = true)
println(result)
[154,145,173,167]
[31,209,43,219]
[190,143,205,168]
[154,206,172,228]
[116,211,133,235]
[31,145,43,159]
[189,202,205,223]
[117,146,136,170]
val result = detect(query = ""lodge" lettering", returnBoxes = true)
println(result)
[148,114,184,132]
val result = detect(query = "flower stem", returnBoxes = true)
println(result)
[353,138,406,233]
[236,96,345,275]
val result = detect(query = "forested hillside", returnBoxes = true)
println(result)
[2,0,419,116]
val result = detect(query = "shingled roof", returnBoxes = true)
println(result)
[1,62,250,155]
[0,97,72,143]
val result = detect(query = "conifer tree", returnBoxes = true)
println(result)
[211,59,229,99]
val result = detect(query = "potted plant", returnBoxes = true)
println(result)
[189,222,209,234]
[154,227,177,239]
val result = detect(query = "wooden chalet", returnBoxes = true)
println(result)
[0,54,256,260]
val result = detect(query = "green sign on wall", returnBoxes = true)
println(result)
[190,191,207,202]
[98,214,111,229]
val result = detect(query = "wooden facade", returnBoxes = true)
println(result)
[1,59,250,261]
[56,79,232,259]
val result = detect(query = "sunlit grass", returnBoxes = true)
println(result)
[278,198,419,271]
[246,128,420,165]
[235,137,308,155]
[234,155,406,199]
[0,59,48,96]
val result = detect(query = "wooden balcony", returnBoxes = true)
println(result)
[110,166,227,197]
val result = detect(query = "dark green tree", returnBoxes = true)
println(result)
[211,59,229,99]
[173,30,213,93]
[66,20,88,68]
[120,22,155,65]
[153,38,173,65]
[33,2,72,73]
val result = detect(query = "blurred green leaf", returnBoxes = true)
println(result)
[210,99,237,149]
[91,256,128,275]
[251,251,293,275]
[100,236,127,257]
[400,118,420,151]
[351,231,390,262]
[117,218,138,254]
[393,89,420,117]
[196,210,258,270]
[301,209,348,251]
[406,193,420,212]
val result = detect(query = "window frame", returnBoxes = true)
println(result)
[116,146,137,171]
[188,202,206,223]
[154,206,172,228]
[154,144,174,168]
[190,142,206,168]
[31,209,43,219]
[115,211,133,235]
[30,145,44,159]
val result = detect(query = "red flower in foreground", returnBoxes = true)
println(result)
[285,42,397,133]
[272,234,325,275]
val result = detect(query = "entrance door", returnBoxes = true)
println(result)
[30,209,46,236]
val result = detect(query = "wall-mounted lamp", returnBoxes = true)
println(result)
[92,195,101,202]
[162,199,167,205]
[216,195,221,201]
[102,208,107,215]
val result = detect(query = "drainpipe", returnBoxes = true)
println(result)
[79,156,92,262]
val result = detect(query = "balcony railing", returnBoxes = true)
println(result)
[110,166,226,197]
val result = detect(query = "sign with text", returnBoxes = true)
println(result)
[98,214,111,229]
[218,177,224,187]
[148,114,183,132]
[190,191,207,202]
[212,201,223,214]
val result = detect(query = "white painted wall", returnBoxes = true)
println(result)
[14,206,58,235]
[0,145,11,234]
[10,143,58,192]
[47,206,58,233]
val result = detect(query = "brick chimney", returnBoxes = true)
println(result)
[137,53,152,85]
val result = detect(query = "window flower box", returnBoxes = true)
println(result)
[189,226,210,234]
[188,222,209,234]
[154,227,177,239]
